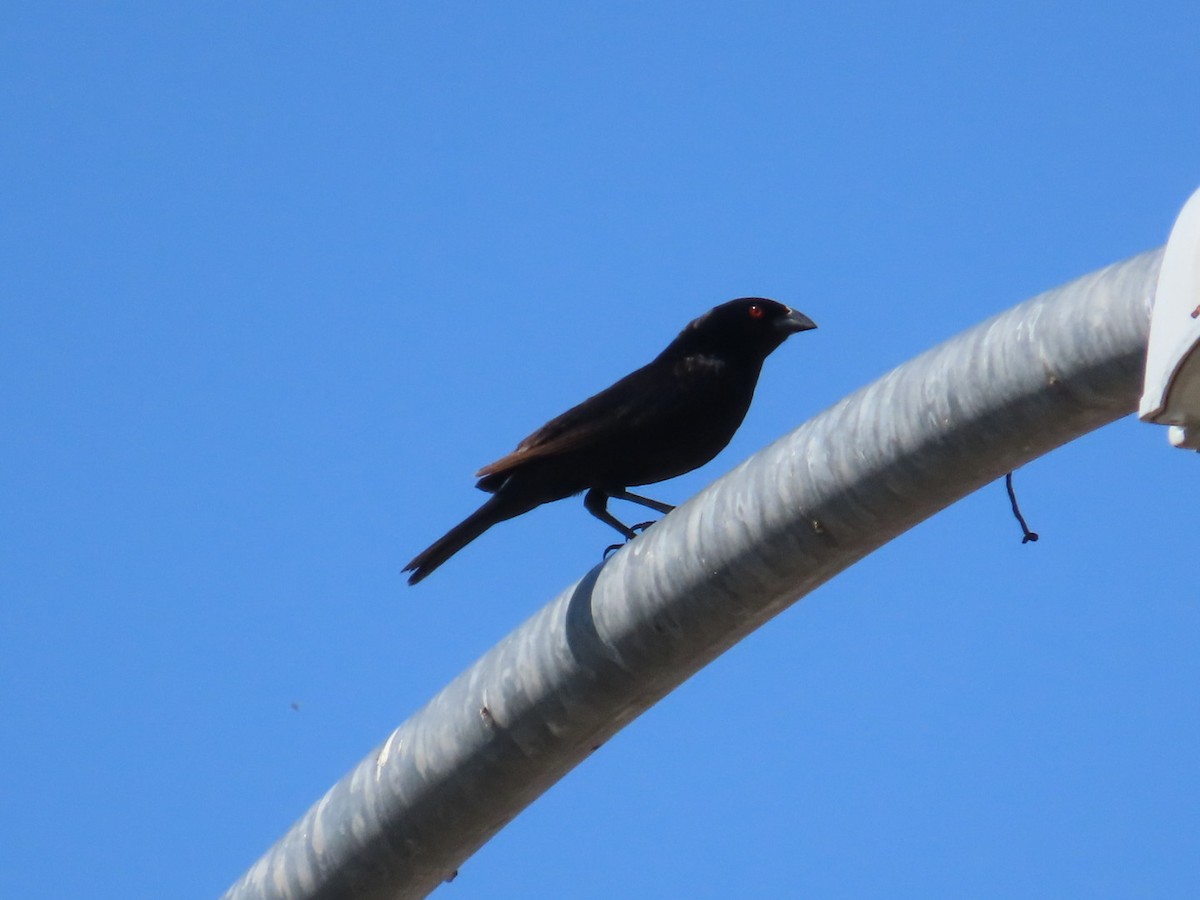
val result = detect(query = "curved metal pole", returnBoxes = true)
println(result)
[224,248,1163,900]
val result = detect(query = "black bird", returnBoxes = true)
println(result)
[404,298,816,584]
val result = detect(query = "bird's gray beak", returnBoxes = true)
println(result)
[777,308,817,334]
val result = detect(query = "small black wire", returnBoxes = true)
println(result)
[1005,471,1039,543]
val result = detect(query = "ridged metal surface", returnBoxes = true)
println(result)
[224,248,1163,900]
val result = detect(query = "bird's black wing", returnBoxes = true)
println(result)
[475,356,716,480]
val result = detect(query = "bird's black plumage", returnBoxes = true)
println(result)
[403,298,816,584]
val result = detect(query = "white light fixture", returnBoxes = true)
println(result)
[1140,187,1200,450]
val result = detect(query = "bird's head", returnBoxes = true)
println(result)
[676,297,817,360]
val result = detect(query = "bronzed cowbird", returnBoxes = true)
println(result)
[404,298,816,584]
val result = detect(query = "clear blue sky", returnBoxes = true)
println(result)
[3,4,1198,897]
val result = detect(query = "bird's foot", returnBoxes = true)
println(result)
[601,521,659,559]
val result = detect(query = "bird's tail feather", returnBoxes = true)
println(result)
[404,494,515,585]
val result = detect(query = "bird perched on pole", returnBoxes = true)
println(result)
[404,297,817,585]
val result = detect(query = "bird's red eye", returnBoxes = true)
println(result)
[748,304,764,319]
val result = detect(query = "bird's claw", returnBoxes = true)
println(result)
[602,520,659,560]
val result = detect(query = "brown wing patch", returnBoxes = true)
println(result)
[474,365,660,479]
[475,414,606,478]
[472,355,720,481]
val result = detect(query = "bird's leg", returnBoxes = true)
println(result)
[610,489,675,515]
[585,489,639,540]
[586,489,645,558]
[588,489,675,559]
[612,489,675,537]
